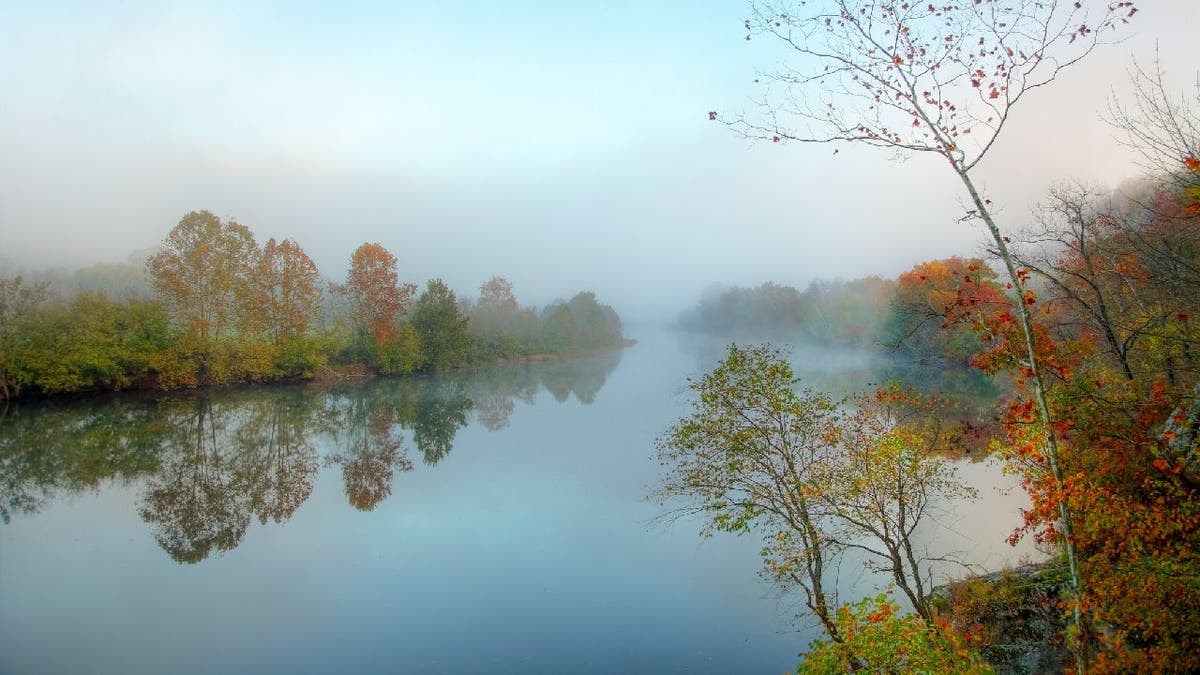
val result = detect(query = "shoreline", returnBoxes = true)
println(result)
[0,339,638,407]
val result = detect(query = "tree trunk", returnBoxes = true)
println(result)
[954,165,1090,671]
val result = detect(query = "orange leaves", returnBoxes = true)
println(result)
[865,601,897,623]
[1151,457,1176,474]
[1183,155,1200,172]
[258,237,322,341]
[341,242,417,351]
[148,210,263,344]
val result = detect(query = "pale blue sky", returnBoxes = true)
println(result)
[1,1,1196,320]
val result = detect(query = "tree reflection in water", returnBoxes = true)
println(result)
[0,346,623,562]
[234,390,322,524]
[326,384,413,511]
[138,397,250,564]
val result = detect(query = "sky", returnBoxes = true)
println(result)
[0,0,1196,323]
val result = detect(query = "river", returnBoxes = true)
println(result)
[0,330,1035,674]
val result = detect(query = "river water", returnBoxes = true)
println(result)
[0,330,1035,674]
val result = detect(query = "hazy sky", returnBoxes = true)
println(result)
[1,1,1196,321]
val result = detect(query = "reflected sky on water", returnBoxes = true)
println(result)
[0,333,1034,674]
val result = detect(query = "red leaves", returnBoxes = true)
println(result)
[1151,457,1182,476]
[1184,156,1200,172]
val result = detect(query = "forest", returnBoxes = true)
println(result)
[0,211,627,399]
[657,1,1200,672]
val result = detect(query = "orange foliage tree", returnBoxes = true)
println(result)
[337,243,417,362]
[882,257,1008,366]
[148,210,261,346]
[256,237,322,344]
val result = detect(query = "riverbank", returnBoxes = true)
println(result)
[935,561,1071,674]
[1,339,638,405]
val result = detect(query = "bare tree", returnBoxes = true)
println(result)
[1015,181,1200,389]
[1106,56,1200,184]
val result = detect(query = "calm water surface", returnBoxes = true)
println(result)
[0,332,1033,674]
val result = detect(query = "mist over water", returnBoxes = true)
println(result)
[0,331,1033,674]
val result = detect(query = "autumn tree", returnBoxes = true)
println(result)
[719,2,1137,662]
[656,344,844,637]
[880,257,1008,366]
[148,211,261,346]
[985,69,1200,668]
[256,237,322,344]
[815,388,978,621]
[337,243,417,364]
[656,345,976,647]
[1007,183,1197,385]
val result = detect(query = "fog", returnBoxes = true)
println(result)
[1,1,1195,325]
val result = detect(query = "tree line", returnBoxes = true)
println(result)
[0,211,626,399]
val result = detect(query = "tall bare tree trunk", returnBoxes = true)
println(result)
[956,166,1089,671]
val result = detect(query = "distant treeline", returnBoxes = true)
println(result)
[681,182,1200,392]
[678,278,896,348]
[0,210,626,399]
[677,257,1029,370]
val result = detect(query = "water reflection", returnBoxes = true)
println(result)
[0,349,622,563]
[139,396,252,563]
[0,398,166,522]
[674,331,1003,435]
